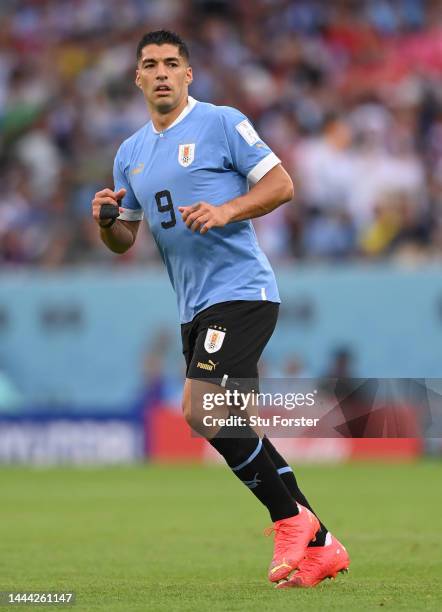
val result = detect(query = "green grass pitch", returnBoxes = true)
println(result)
[0,461,441,611]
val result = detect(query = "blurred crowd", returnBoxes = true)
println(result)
[1,0,442,267]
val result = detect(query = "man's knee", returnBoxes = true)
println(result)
[182,378,226,437]
[182,382,205,431]
[182,396,194,426]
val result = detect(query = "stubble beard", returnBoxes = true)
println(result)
[155,100,176,114]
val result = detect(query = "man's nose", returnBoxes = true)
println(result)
[156,65,168,79]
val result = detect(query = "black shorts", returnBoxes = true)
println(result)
[181,300,279,391]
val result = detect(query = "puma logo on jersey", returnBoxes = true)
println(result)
[131,162,144,175]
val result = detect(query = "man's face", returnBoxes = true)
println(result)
[135,43,193,113]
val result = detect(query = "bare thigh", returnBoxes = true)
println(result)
[182,377,263,439]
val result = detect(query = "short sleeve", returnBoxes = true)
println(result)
[113,145,144,221]
[220,107,281,185]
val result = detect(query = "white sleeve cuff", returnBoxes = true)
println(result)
[118,207,144,221]
[247,152,281,185]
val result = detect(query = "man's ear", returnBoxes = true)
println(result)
[135,69,142,90]
[185,66,193,86]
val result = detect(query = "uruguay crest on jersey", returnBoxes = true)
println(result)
[178,143,195,167]
[204,327,225,353]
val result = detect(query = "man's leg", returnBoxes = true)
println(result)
[262,436,328,547]
[183,378,298,521]
[260,437,351,588]
[181,300,322,582]
[182,377,319,582]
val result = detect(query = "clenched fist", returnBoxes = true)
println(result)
[92,188,126,227]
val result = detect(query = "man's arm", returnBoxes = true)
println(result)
[92,188,141,253]
[100,219,141,254]
[222,164,294,223]
[178,164,294,234]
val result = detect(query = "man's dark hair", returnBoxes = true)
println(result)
[136,30,190,63]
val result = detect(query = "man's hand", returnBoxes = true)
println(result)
[178,201,233,235]
[92,186,140,254]
[92,188,126,227]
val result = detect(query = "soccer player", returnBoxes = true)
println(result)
[91,30,350,588]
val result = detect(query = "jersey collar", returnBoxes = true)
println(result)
[151,96,198,134]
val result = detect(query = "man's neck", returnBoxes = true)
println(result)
[150,96,189,133]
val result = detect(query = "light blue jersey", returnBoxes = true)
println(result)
[114,96,281,323]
